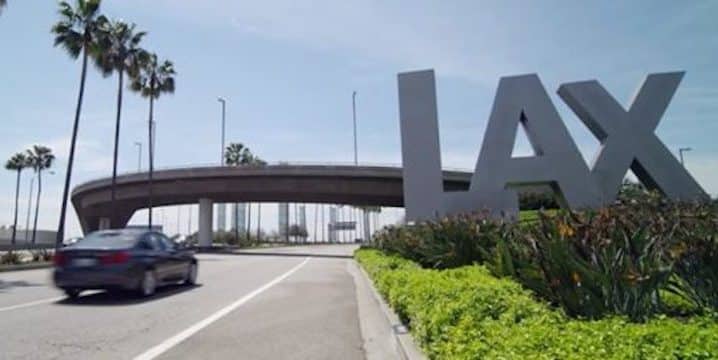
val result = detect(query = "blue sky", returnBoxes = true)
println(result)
[1,0,716,238]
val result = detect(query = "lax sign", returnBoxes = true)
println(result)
[398,70,707,221]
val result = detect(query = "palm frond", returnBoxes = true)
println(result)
[26,145,55,171]
[51,0,104,60]
[4,152,28,171]
[130,52,177,99]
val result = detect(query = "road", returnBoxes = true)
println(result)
[0,244,367,360]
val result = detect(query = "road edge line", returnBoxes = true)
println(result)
[0,296,66,312]
[133,257,311,360]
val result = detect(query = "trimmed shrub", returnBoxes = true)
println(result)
[1,251,23,265]
[31,249,53,262]
[357,249,718,360]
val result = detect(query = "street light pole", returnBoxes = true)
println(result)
[679,147,692,166]
[134,141,142,172]
[218,97,226,165]
[217,97,227,233]
[352,91,358,165]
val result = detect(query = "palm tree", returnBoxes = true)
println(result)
[224,143,266,241]
[224,143,247,241]
[224,143,246,166]
[94,20,147,218]
[51,0,107,248]
[130,53,176,228]
[26,146,55,244]
[5,152,28,245]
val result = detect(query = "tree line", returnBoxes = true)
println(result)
[4,146,55,245]
[2,0,176,248]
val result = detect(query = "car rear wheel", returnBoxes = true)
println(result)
[139,269,157,297]
[64,288,81,299]
[184,263,198,285]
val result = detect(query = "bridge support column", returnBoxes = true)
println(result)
[199,198,213,248]
[98,217,111,230]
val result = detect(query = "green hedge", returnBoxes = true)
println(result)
[356,248,718,360]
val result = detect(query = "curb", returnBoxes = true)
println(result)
[350,260,426,360]
[0,262,53,273]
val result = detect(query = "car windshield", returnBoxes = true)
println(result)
[71,231,139,249]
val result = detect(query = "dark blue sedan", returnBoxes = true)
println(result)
[53,229,198,299]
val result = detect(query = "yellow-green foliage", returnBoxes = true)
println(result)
[356,249,718,360]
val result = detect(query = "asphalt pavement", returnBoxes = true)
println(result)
[0,244,367,360]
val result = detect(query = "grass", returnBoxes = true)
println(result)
[518,209,556,222]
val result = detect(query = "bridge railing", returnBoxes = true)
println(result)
[112,161,472,178]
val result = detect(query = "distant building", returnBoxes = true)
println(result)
[216,204,226,231]
[329,206,338,243]
[278,203,289,241]
[232,203,246,233]
[0,228,57,246]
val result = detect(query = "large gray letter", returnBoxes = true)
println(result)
[558,72,708,201]
[467,74,604,218]
[398,70,445,220]
[398,71,604,222]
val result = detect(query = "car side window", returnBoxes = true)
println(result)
[141,233,162,251]
[149,233,166,251]
[159,235,177,251]
[136,239,154,251]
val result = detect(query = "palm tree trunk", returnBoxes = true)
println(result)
[32,169,42,244]
[10,169,21,245]
[234,204,239,244]
[110,69,124,223]
[147,91,155,228]
[256,203,261,242]
[246,203,251,240]
[313,204,318,243]
[56,47,89,249]
[25,176,33,242]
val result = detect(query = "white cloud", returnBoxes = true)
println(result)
[27,136,113,175]
[111,0,518,86]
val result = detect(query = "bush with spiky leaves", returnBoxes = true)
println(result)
[370,194,718,321]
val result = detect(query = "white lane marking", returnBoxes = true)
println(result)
[0,290,104,312]
[0,296,65,312]
[133,257,311,360]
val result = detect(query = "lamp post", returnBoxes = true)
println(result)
[134,141,142,172]
[679,147,692,166]
[217,97,227,233]
[187,205,192,237]
[352,91,358,165]
[218,97,226,165]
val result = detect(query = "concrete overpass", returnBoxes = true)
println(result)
[71,164,473,246]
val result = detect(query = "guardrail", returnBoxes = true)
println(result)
[0,243,56,251]
[72,161,474,191]
[110,161,473,178]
